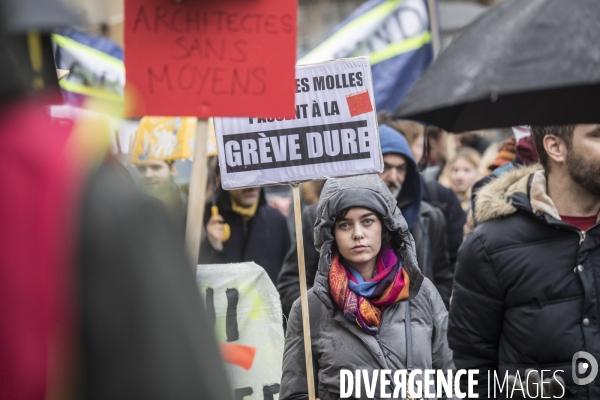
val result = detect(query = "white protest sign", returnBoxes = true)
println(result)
[197,262,284,400]
[214,57,382,189]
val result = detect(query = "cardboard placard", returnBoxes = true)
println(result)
[124,0,297,118]
[197,262,284,400]
[214,57,382,189]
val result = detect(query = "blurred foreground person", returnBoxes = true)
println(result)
[135,159,188,223]
[1,100,234,399]
[0,28,232,400]
[280,175,454,400]
[0,1,233,398]
[200,185,291,284]
[80,158,232,400]
[449,124,600,399]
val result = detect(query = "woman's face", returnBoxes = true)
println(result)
[334,207,382,269]
[450,157,478,193]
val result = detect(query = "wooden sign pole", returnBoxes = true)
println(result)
[291,183,316,400]
[186,118,210,270]
[427,0,442,60]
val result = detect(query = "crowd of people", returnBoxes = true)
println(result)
[140,119,526,310]
[130,117,600,399]
[6,88,599,400]
[3,0,599,398]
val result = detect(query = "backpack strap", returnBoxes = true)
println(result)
[405,301,413,371]
[424,174,440,205]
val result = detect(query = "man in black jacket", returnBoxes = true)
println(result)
[200,186,291,285]
[449,124,600,399]
[277,125,453,316]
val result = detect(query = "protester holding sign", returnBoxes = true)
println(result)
[199,184,291,285]
[280,174,454,400]
[277,125,453,315]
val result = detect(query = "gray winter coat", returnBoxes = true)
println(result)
[280,175,454,400]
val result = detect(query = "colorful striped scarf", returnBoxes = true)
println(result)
[328,246,410,335]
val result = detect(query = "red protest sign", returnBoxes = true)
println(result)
[124,0,297,119]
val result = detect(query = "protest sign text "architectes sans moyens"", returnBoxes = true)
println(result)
[124,0,297,118]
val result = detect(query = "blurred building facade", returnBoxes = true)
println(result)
[58,0,498,55]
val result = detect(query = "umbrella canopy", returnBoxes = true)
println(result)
[3,0,81,33]
[394,0,600,131]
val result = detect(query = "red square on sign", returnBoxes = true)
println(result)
[346,90,374,117]
[124,0,297,118]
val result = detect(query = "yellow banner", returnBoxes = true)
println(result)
[131,116,196,162]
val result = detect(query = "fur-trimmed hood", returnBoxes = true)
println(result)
[474,163,564,224]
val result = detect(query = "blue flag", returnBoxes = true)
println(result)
[53,28,124,109]
[299,0,436,112]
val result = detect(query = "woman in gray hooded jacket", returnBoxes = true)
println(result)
[280,175,454,400]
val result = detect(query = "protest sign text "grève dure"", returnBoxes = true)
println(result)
[215,57,382,189]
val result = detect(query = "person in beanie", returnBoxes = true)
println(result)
[449,124,600,398]
[277,125,453,316]
[280,174,454,400]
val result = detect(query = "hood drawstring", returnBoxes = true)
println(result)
[325,250,332,266]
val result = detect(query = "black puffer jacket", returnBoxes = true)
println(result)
[449,164,600,399]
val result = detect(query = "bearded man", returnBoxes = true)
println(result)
[136,159,187,224]
[449,124,600,399]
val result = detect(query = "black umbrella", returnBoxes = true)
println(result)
[3,0,81,33]
[394,0,600,131]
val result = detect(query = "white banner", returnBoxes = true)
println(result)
[197,262,284,400]
[215,57,382,189]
